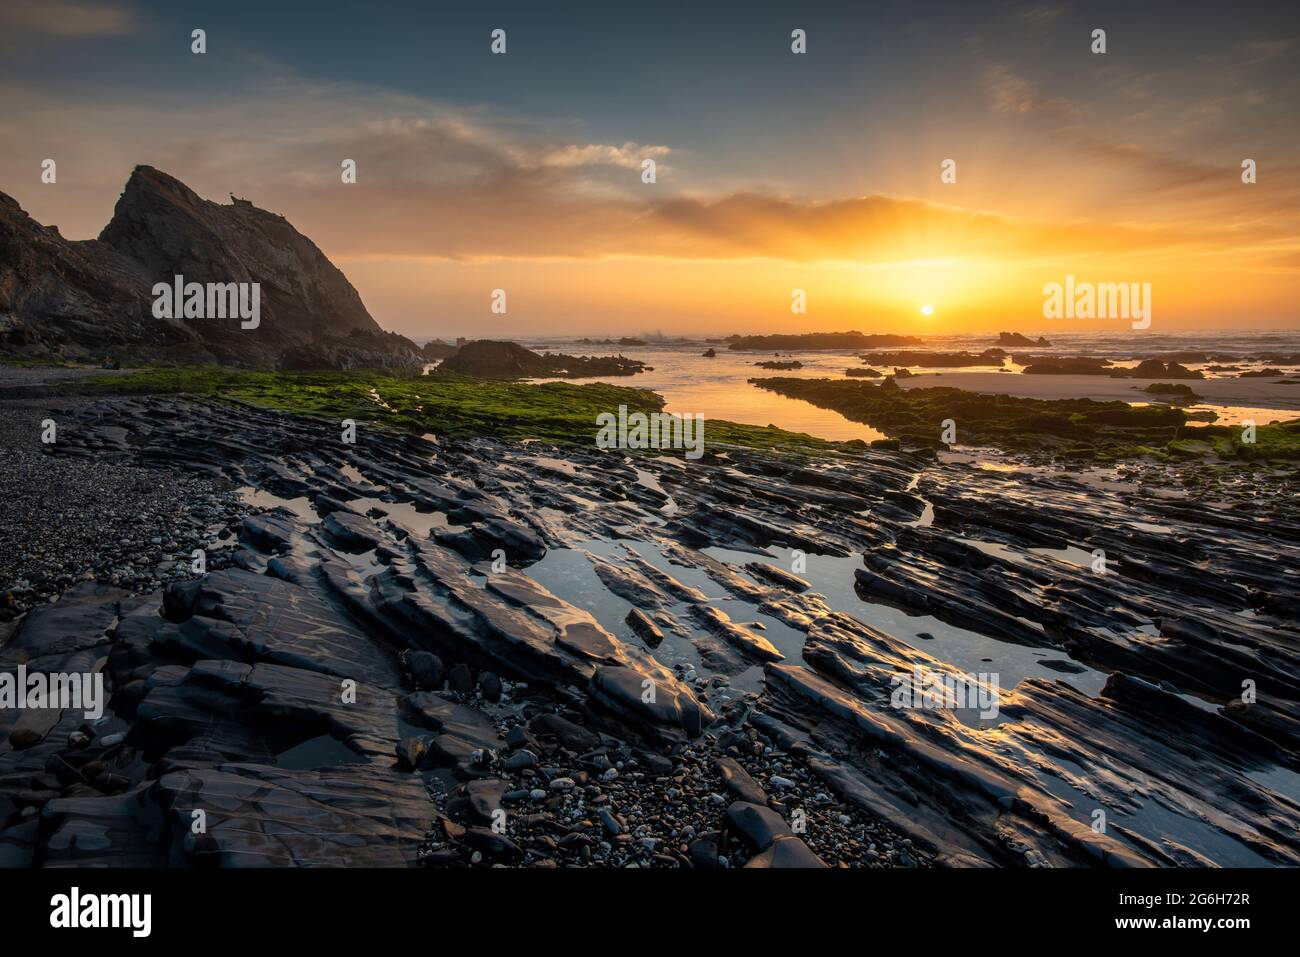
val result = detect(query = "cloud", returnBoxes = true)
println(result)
[288,175,1257,267]
[983,63,1079,118]
[1016,4,1067,27]
[318,118,673,197]
[1238,38,1296,65]
[537,143,669,171]
[1,57,1293,274]
[637,192,1237,265]
[0,0,140,38]
[1072,140,1226,192]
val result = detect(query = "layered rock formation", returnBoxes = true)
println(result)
[4,391,1296,867]
[0,167,425,369]
[859,350,1006,368]
[0,192,169,359]
[997,332,1051,347]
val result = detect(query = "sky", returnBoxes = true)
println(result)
[2,0,1298,338]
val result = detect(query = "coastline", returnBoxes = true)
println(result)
[895,370,1300,414]
[3,362,1298,868]
[508,334,1300,442]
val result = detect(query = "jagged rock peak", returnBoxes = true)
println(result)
[1,166,426,369]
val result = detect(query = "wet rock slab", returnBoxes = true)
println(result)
[3,393,1297,868]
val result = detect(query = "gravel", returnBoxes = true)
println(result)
[420,681,933,869]
[0,396,248,618]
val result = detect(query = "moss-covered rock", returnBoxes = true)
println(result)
[750,376,1300,461]
[70,365,848,458]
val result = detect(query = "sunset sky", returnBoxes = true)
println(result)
[2,0,1297,337]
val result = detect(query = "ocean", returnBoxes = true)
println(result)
[419,331,1300,442]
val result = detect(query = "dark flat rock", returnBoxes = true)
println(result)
[724,801,791,851]
[714,756,768,805]
[744,834,828,868]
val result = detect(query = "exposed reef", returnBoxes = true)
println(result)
[3,386,1296,868]
[438,340,648,379]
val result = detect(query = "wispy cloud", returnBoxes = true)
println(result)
[983,63,1079,118]
[1238,37,1295,65]
[1,67,1289,272]
[0,0,140,38]
[1016,4,1067,27]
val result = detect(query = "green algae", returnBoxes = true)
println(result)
[71,366,846,457]
[751,376,1300,461]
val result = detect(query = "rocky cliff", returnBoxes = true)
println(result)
[0,190,198,361]
[0,167,425,368]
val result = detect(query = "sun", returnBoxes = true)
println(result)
[920,304,934,316]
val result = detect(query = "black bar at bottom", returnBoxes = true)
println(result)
[0,866,1280,942]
